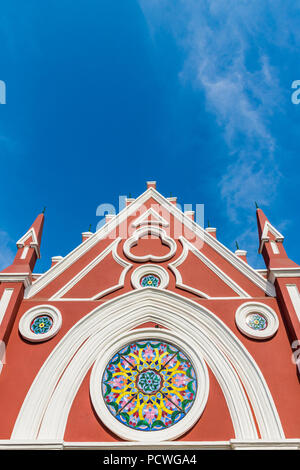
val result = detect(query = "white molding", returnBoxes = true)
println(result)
[0,439,299,450]
[50,238,132,300]
[268,268,300,284]
[16,227,40,259]
[131,264,169,290]
[235,302,279,340]
[286,285,300,322]
[123,227,177,263]
[19,305,62,343]
[235,250,247,257]
[131,208,169,228]
[0,288,14,325]
[11,289,284,442]
[169,237,250,299]
[24,187,275,299]
[259,222,284,254]
[0,273,31,289]
[90,328,209,442]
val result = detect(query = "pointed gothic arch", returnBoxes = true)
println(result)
[11,289,284,442]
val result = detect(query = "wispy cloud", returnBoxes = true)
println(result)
[138,0,295,220]
[0,230,14,270]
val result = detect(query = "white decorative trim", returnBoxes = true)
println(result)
[270,241,280,255]
[1,439,299,450]
[123,227,177,262]
[259,222,284,254]
[16,228,40,258]
[90,328,209,442]
[0,289,13,325]
[20,246,29,260]
[19,305,62,342]
[24,187,275,298]
[286,285,300,322]
[131,265,169,289]
[132,208,169,228]
[50,239,132,300]
[235,302,279,340]
[268,268,300,284]
[12,289,284,441]
[235,250,247,257]
[0,273,31,289]
[169,237,250,299]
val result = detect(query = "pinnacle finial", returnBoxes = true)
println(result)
[235,240,240,250]
[88,224,92,232]
[207,219,210,227]
[42,206,46,214]
[255,201,259,209]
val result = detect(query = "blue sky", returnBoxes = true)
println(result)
[0,0,300,272]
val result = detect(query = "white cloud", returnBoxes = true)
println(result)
[138,0,292,220]
[0,230,14,270]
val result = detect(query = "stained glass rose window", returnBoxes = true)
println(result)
[30,315,53,334]
[246,313,268,331]
[102,340,197,431]
[140,274,161,288]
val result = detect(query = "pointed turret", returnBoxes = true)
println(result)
[1,212,44,275]
[256,207,298,270]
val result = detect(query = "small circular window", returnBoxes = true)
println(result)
[246,313,268,331]
[131,265,169,289]
[30,315,53,335]
[102,340,197,432]
[140,274,161,288]
[235,302,279,339]
[19,305,62,342]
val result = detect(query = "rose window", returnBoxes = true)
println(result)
[140,274,161,287]
[30,315,53,334]
[246,313,268,331]
[101,340,197,431]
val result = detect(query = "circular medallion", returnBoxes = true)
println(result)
[30,315,53,334]
[140,274,161,288]
[246,313,267,331]
[101,340,197,432]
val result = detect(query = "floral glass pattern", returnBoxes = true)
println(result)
[246,313,268,331]
[140,274,161,288]
[102,340,197,431]
[30,315,53,334]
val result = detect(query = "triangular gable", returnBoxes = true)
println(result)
[24,186,275,299]
[259,221,284,253]
[131,208,169,228]
[16,228,40,258]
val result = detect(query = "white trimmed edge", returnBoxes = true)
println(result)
[235,302,279,340]
[19,305,62,343]
[90,328,209,442]
[131,265,169,289]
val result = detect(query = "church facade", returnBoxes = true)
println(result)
[0,181,299,450]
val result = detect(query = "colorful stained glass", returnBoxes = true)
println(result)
[246,313,267,331]
[102,340,197,431]
[30,315,53,334]
[140,274,161,287]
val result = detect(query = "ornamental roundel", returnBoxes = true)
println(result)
[30,315,53,334]
[140,274,161,288]
[235,302,279,339]
[246,313,268,331]
[101,340,197,432]
[19,305,62,342]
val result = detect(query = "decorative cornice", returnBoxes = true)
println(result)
[0,273,31,289]
[268,267,300,284]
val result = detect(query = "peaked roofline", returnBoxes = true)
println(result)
[24,186,275,298]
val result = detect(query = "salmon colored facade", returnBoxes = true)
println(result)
[0,182,299,450]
